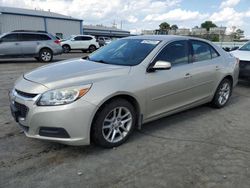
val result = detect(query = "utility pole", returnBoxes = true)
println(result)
[112,20,117,28]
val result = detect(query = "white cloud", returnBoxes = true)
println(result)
[143,9,208,22]
[0,0,181,24]
[209,7,250,36]
[127,16,138,23]
[220,0,240,8]
[210,7,245,27]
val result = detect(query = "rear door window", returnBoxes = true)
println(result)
[190,40,220,62]
[82,36,93,41]
[19,34,51,41]
[74,36,82,41]
[39,34,51,40]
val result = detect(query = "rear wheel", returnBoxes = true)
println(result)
[91,99,136,148]
[39,48,53,62]
[62,45,70,53]
[88,45,96,53]
[211,78,232,108]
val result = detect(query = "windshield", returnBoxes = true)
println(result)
[239,42,250,51]
[88,39,160,66]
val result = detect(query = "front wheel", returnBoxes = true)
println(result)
[211,78,232,108]
[91,99,136,148]
[39,49,53,62]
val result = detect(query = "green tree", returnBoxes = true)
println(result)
[235,29,244,39]
[159,22,170,31]
[211,34,219,42]
[201,21,217,32]
[170,24,178,31]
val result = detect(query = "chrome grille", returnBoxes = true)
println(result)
[15,89,37,98]
[14,102,29,118]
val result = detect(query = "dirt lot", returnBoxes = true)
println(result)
[1,54,250,188]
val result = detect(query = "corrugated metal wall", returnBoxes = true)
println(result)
[0,14,81,38]
[46,18,80,38]
[0,14,44,34]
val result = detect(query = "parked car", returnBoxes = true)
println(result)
[231,41,250,79]
[55,36,62,42]
[0,30,63,62]
[61,35,99,53]
[98,36,112,46]
[223,46,239,52]
[10,35,239,148]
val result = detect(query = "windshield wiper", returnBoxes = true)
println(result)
[82,56,110,64]
[82,55,90,60]
[92,59,110,64]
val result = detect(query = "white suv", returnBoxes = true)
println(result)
[61,35,99,53]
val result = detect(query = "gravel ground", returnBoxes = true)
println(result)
[1,54,250,188]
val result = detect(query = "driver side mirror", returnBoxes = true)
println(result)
[147,61,172,72]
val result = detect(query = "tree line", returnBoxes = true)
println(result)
[158,20,244,41]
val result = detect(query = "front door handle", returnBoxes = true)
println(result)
[184,73,192,79]
[216,66,220,71]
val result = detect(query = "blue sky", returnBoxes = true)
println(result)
[0,0,250,37]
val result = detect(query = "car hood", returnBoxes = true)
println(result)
[24,58,131,89]
[230,50,250,61]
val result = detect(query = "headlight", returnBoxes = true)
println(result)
[37,84,91,106]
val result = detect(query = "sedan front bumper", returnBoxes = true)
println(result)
[9,89,98,146]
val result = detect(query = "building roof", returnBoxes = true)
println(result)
[83,25,130,37]
[83,25,130,33]
[0,6,82,21]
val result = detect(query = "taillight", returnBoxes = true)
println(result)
[54,40,61,45]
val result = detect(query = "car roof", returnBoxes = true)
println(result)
[8,31,49,35]
[126,35,212,43]
[71,35,95,37]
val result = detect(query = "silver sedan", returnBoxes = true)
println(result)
[9,35,239,148]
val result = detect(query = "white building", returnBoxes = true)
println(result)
[191,28,207,35]
[0,6,83,38]
[209,27,226,35]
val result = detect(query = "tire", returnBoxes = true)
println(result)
[62,45,71,53]
[88,45,96,53]
[92,99,136,148]
[211,78,232,108]
[39,48,53,62]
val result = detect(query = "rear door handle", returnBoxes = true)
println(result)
[216,66,220,70]
[184,73,192,79]
[15,43,19,45]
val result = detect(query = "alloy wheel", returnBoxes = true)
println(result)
[102,107,132,143]
[218,82,231,105]
[41,51,52,62]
